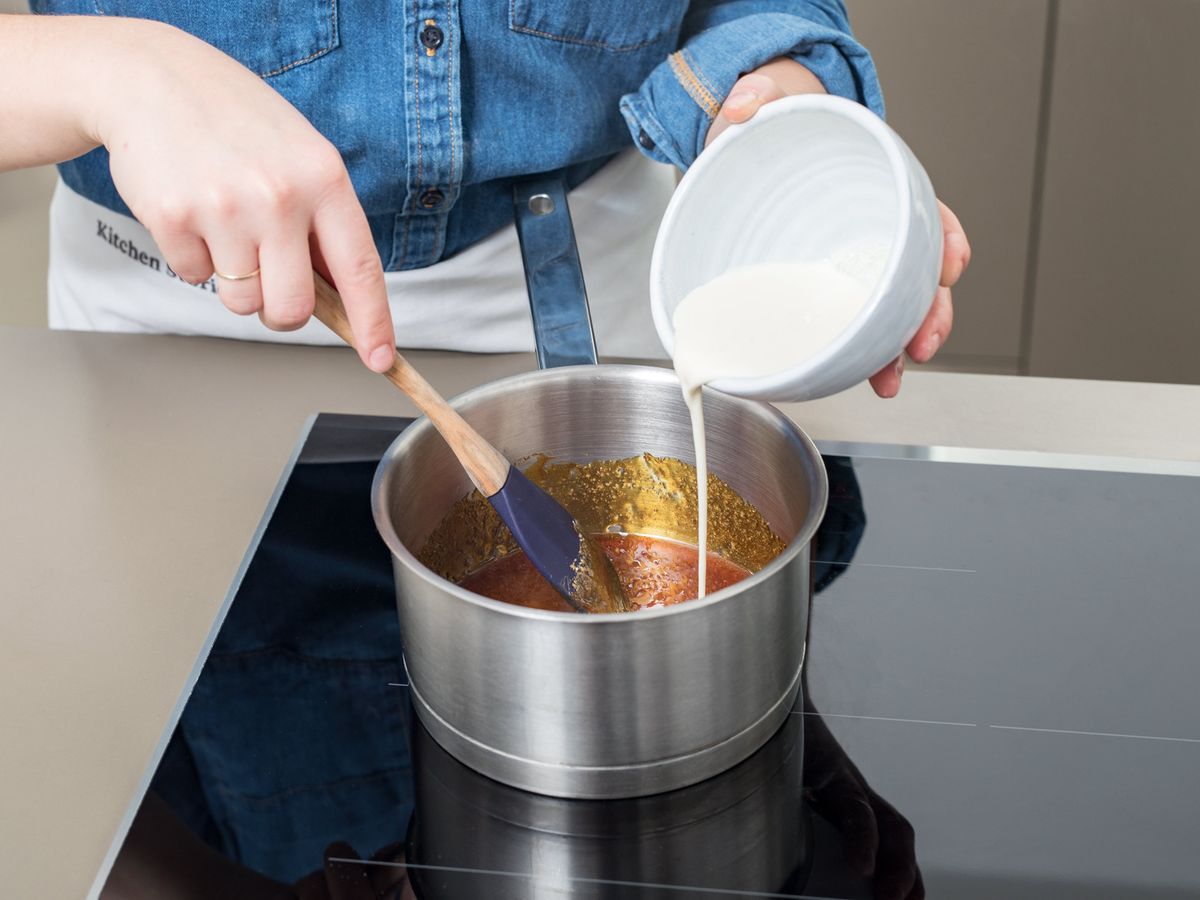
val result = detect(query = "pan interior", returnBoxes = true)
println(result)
[419,452,788,584]
[376,366,825,589]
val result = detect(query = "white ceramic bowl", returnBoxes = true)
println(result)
[649,94,942,402]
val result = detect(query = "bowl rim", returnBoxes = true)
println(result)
[371,364,829,624]
[648,93,914,398]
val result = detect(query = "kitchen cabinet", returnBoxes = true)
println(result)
[849,0,1051,374]
[853,0,1200,385]
[1027,0,1200,384]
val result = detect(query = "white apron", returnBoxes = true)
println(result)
[48,150,673,360]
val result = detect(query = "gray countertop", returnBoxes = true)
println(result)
[2,325,1198,900]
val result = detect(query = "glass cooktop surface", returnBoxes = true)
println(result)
[107,413,1200,900]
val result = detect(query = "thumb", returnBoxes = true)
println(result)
[706,72,787,146]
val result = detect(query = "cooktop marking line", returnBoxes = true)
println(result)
[329,858,842,899]
[815,440,1200,477]
[792,711,978,728]
[989,724,1200,744]
[387,682,409,688]
[820,561,978,574]
[790,715,1200,741]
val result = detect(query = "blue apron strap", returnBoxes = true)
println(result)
[512,174,599,369]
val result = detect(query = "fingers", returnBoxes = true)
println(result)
[938,200,971,288]
[313,179,395,372]
[723,72,787,124]
[173,226,319,331]
[872,280,954,397]
[704,59,826,147]
[205,233,265,317]
[147,182,389,363]
[869,354,904,399]
[705,71,787,147]
[906,286,954,364]
[258,232,316,332]
[154,227,215,287]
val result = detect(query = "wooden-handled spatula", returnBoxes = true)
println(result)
[311,273,632,614]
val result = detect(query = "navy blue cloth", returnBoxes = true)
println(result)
[153,460,413,883]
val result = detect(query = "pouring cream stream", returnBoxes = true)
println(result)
[672,260,872,596]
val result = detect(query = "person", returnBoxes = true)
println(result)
[1,1,967,396]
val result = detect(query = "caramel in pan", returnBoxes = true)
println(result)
[461,533,752,613]
[420,453,787,613]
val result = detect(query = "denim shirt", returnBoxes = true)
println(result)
[34,0,883,271]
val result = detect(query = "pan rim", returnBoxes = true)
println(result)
[370,363,828,624]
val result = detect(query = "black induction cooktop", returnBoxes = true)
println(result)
[106,413,1200,900]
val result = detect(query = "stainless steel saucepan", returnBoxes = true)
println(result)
[371,174,827,799]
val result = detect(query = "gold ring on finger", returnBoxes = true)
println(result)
[214,266,261,282]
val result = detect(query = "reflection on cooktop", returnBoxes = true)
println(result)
[102,414,1200,900]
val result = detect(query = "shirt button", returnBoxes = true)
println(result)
[420,23,444,51]
[419,188,445,210]
[638,129,656,151]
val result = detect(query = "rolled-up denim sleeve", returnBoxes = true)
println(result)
[620,0,884,170]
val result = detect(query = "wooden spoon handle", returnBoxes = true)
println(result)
[312,273,510,496]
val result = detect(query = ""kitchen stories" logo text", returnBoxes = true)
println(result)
[96,218,218,293]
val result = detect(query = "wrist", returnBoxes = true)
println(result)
[76,17,186,149]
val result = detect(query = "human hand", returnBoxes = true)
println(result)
[704,57,829,147]
[704,60,971,398]
[803,701,924,900]
[92,20,395,372]
[868,201,970,398]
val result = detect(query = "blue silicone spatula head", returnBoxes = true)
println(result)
[487,465,633,613]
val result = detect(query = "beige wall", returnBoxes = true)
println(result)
[0,1,53,326]
[0,166,54,327]
[851,0,1200,385]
